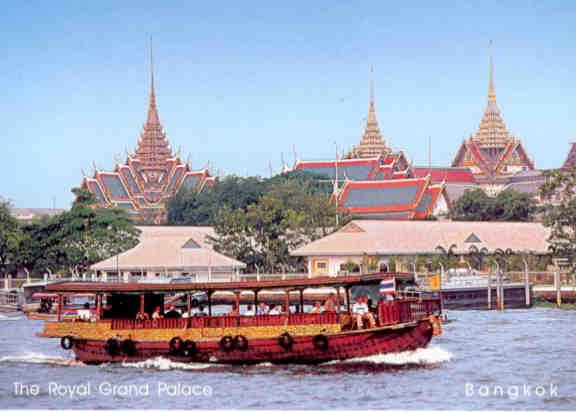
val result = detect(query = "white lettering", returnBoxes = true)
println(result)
[507,385,519,400]
[478,385,490,397]
[99,382,149,397]
[550,383,559,397]
[48,382,91,398]
[535,385,546,397]
[13,382,40,396]
[157,382,213,397]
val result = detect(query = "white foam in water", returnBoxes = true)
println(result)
[0,314,21,321]
[327,345,453,366]
[254,362,274,368]
[120,357,217,371]
[0,352,84,367]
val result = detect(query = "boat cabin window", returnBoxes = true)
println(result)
[103,293,163,319]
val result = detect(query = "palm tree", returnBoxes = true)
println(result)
[435,244,458,286]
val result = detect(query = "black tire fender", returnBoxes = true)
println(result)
[169,337,184,355]
[277,332,294,350]
[312,334,329,351]
[219,335,234,352]
[121,339,137,356]
[182,340,197,357]
[60,336,74,350]
[233,335,249,351]
[104,338,120,356]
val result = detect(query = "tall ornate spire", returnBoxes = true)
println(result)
[146,36,160,125]
[472,41,511,150]
[345,66,389,159]
[134,37,173,168]
[488,40,496,105]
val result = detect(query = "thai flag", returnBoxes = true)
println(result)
[379,277,396,295]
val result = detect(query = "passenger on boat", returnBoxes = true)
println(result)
[352,296,376,329]
[194,305,207,317]
[269,305,282,315]
[309,301,323,314]
[228,304,240,316]
[256,302,269,315]
[323,293,337,313]
[151,306,163,319]
[135,311,149,321]
[76,302,92,322]
[244,304,255,316]
[164,305,181,318]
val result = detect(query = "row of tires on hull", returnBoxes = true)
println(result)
[60,333,331,357]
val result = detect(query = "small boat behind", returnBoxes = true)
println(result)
[36,273,443,365]
[25,293,96,321]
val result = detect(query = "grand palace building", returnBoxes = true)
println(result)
[80,56,214,223]
[294,48,554,220]
[75,47,571,224]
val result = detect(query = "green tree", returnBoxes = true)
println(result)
[450,189,536,221]
[166,171,334,226]
[540,168,576,273]
[211,179,343,273]
[0,201,22,277]
[167,176,267,225]
[16,189,140,277]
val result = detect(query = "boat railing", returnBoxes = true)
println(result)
[378,298,441,325]
[110,312,341,330]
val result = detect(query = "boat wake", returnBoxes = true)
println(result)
[344,345,452,365]
[0,314,22,321]
[118,357,220,371]
[322,346,453,371]
[0,352,84,367]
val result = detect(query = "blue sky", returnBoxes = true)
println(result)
[1,0,575,208]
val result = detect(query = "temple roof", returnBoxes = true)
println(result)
[412,167,476,183]
[294,158,382,181]
[337,177,445,219]
[451,44,534,180]
[79,44,214,224]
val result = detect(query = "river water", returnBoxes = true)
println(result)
[0,308,574,410]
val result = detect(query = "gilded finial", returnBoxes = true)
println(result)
[488,40,496,105]
[369,65,375,106]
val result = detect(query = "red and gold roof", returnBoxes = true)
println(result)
[80,60,212,224]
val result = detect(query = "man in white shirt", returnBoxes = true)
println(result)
[269,305,283,315]
[352,296,376,329]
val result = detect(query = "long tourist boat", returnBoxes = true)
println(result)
[37,273,443,364]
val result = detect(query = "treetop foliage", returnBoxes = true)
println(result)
[450,189,537,222]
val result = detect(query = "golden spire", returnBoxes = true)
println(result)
[146,36,160,125]
[134,36,173,166]
[488,40,496,105]
[345,66,389,159]
[367,65,377,125]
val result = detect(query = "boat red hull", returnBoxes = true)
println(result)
[70,319,434,365]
